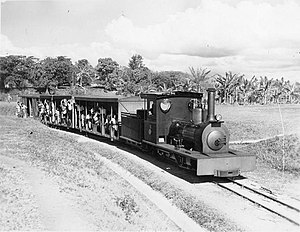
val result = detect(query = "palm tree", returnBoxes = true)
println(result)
[258,76,273,104]
[237,76,250,104]
[216,72,241,104]
[283,80,295,103]
[248,76,260,104]
[272,78,285,103]
[189,67,211,93]
[157,82,172,92]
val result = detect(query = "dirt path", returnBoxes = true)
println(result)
[0,155,94,231]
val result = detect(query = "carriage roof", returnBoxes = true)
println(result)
[140,91,203,100]
[20,94,143,103]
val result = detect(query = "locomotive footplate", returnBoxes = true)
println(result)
[142,140,256,177]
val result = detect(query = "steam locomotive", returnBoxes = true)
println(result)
[20,88,256,177]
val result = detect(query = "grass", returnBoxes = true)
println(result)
[0,102,16,116]
[216,104,300,141]
[115,195,140,223]
[1,102,300,230]
[244,134,300,175]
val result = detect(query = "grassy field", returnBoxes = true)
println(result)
[0,102,16,116]
[1,101,299,229]
[216,104,300,141]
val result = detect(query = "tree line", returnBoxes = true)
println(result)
[0,54,299,104]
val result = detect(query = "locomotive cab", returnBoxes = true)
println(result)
[141,88,230,155]
[140,91,205,145]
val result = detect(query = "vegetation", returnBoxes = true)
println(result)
[243,134,300,175]
[1,54,299,103]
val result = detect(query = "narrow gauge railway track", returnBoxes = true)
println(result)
[214,178,300,226]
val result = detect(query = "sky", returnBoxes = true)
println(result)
[1,0,300,82]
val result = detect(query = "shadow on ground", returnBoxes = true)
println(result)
[69,129,247,185]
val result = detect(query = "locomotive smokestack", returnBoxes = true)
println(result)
[207,88,216,122]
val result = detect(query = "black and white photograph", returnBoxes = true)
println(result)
[0,0,299,231]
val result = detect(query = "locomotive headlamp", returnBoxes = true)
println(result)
[215,114,222,121]
[160,99,171,113]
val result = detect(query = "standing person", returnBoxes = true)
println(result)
[38,101,45,122]
[105,115,111,135]
[86,113,92,130]
[67,99,72,125]
[7,94,12,103]
[16,101,21,117]
[61,99,67,125]
[40,104,45,122]
[55,109,60,124]
[37,101,43,118]
[93,110,100,132]
[110,115,118,141]
[21,103,27,118]
[81,112,85,129]
[51,101,55,123]
[44,100,50,123]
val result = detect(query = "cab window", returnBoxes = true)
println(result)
[147,100,156,120]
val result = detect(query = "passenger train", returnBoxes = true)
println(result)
[20,88,256,177]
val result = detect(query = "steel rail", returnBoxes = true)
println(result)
[228,178,300,213]
[214,179,300,226]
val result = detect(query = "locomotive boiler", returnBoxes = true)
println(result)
[168,88,230,154]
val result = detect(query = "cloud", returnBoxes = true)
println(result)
[105,0,300,58]
[0,34,27,55]
[0,34,131,66]
[104,0,300,81]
